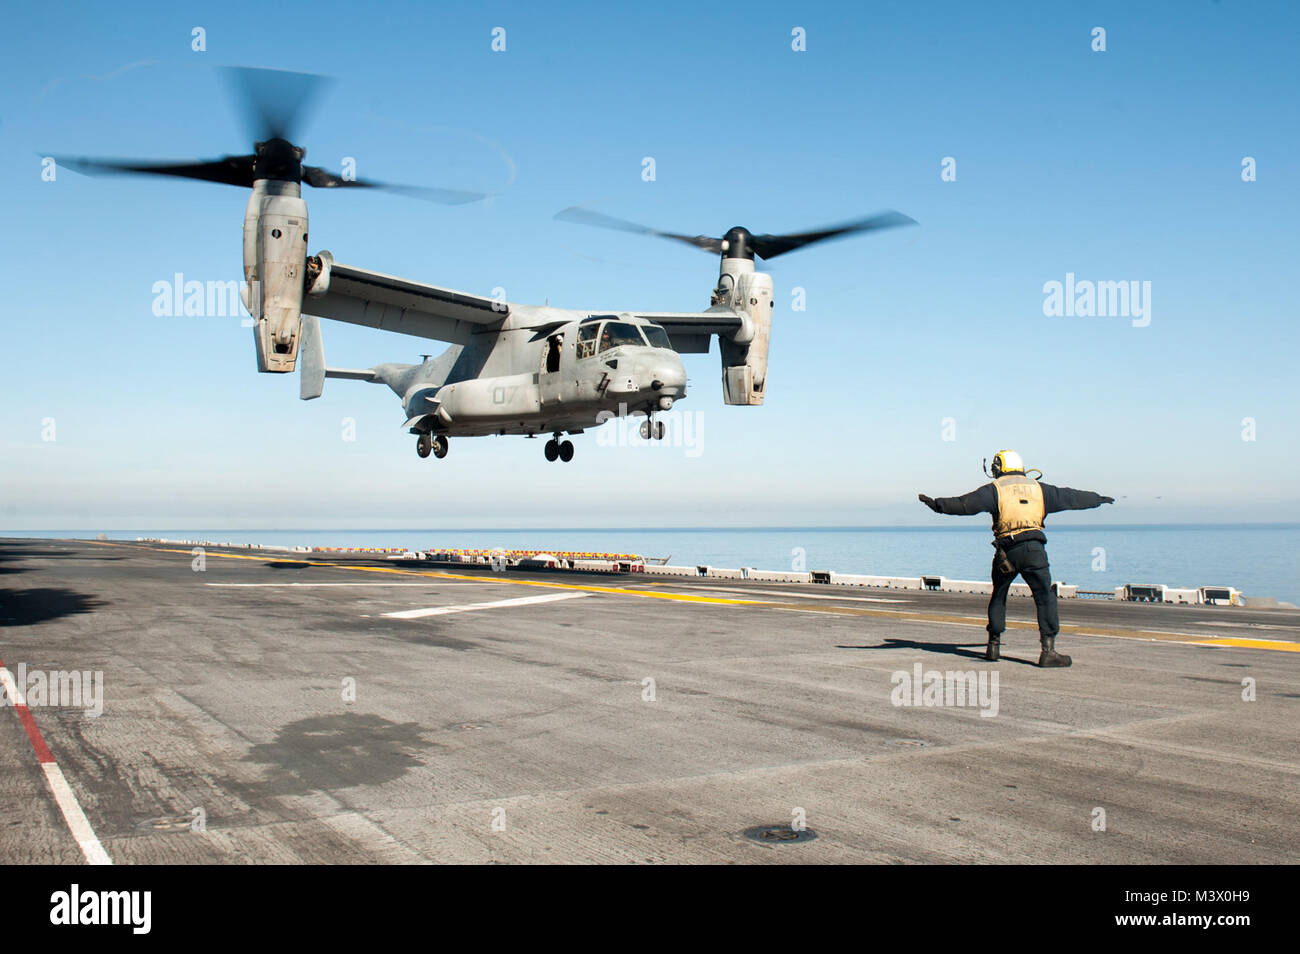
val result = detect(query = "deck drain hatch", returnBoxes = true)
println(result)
[743,825,818,844]
[136,815,196,833]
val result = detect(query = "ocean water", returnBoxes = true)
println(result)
[9,525,1299,603]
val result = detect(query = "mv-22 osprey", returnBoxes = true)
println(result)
[62,69,914,462]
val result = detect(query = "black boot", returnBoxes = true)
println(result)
[1038,635,1072,668]
[985,632,1001,661]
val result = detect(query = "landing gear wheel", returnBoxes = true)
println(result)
[558,440,574,462]
[432,435,449,459]
[640,419,653,440]
[544,439,560,462]
[416,432,432,458]
[654,421,666,440]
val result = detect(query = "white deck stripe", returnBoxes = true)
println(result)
[0,664,24,707]
[384,591,591,619]
[41,763,112,865]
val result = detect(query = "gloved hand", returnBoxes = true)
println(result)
[1100,496,1115,505]
[918,493,941,513]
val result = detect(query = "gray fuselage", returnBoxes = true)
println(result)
[374,309,688,437]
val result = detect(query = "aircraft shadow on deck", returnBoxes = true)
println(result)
[0,587,106,627]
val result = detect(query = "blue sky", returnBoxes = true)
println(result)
[1,0,1297,529]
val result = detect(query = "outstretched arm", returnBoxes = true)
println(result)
[1042,483,1114,513]
[918,484,997,516]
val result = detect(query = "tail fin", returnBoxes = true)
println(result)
[299,314,395,399]
[299,315,326,400]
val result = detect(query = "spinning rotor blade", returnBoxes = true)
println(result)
[302,166,489,204]
[52,66,490,204]
[554,207,723,254]
[748,211,916,259]
[556,206,915,260]
[52,154,256,187]
[223,66,329,143]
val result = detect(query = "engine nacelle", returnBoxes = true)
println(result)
[718,266,773,405]
[243,180,309,372]
[304,249,333,297]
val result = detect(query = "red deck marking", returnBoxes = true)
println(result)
[1,655,55,762]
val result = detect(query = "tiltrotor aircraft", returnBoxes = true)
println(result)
[61,69,914,462]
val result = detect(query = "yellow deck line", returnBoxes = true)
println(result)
[81,541,1300,653]
[83,541,759,605]
[1190,637,1300,653]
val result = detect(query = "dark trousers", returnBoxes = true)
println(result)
[987,539,1059,638]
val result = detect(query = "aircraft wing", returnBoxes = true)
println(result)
[303,251,507,344]
[633,308,745,354]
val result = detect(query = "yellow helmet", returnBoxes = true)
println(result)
[991,449,1025,477]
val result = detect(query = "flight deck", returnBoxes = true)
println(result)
[2,537,1297,864]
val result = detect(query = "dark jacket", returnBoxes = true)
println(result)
[931,480,1107,546]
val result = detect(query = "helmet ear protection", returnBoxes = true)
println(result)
[985,450,1027,478]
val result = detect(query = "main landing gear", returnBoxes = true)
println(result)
[544,435,574,462]
[640,418,666,440]
[416,433,448,459]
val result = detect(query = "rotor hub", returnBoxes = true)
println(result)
[253,137,304,183]
[721,226,754,260]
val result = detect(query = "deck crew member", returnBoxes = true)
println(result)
[917,450,1113,668]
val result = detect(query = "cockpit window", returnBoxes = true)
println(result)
[598,322,646,353]
[576,322,598,359]
[642,324,672,349]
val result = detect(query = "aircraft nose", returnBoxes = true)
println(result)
[648,361,687,397]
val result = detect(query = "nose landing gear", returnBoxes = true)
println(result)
[544,435,574,462]
[416,433,449,459]
[639,418,666,440]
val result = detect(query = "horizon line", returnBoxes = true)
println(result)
[4,522,1299,535]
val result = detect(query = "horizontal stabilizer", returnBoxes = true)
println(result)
[324,368,379,382]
